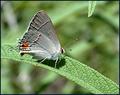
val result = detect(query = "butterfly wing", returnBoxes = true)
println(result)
[28,10,61,51]
[19,10,61,60]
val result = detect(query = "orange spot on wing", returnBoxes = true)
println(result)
[21,40,29,49]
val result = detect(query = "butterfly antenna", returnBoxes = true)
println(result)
[7,45,19,54]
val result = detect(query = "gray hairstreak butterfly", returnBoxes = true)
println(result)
[18,10,64,66]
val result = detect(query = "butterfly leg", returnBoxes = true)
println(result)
[40,57,47,63]
[55,57,59,68]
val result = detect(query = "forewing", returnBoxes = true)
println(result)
[28,10,61,51]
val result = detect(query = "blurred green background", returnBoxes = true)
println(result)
[1,1,119,94]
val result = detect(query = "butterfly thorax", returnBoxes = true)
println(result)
[50,51,61,60]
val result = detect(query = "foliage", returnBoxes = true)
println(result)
[1,1,119,94]
[88,1,97,17]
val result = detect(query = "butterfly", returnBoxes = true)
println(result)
[18,10,64,64]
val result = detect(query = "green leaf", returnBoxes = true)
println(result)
[1,44,119,94]
[88,1,97,17]
[49,1,105,24]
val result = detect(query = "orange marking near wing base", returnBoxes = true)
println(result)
[21,40,30,49]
